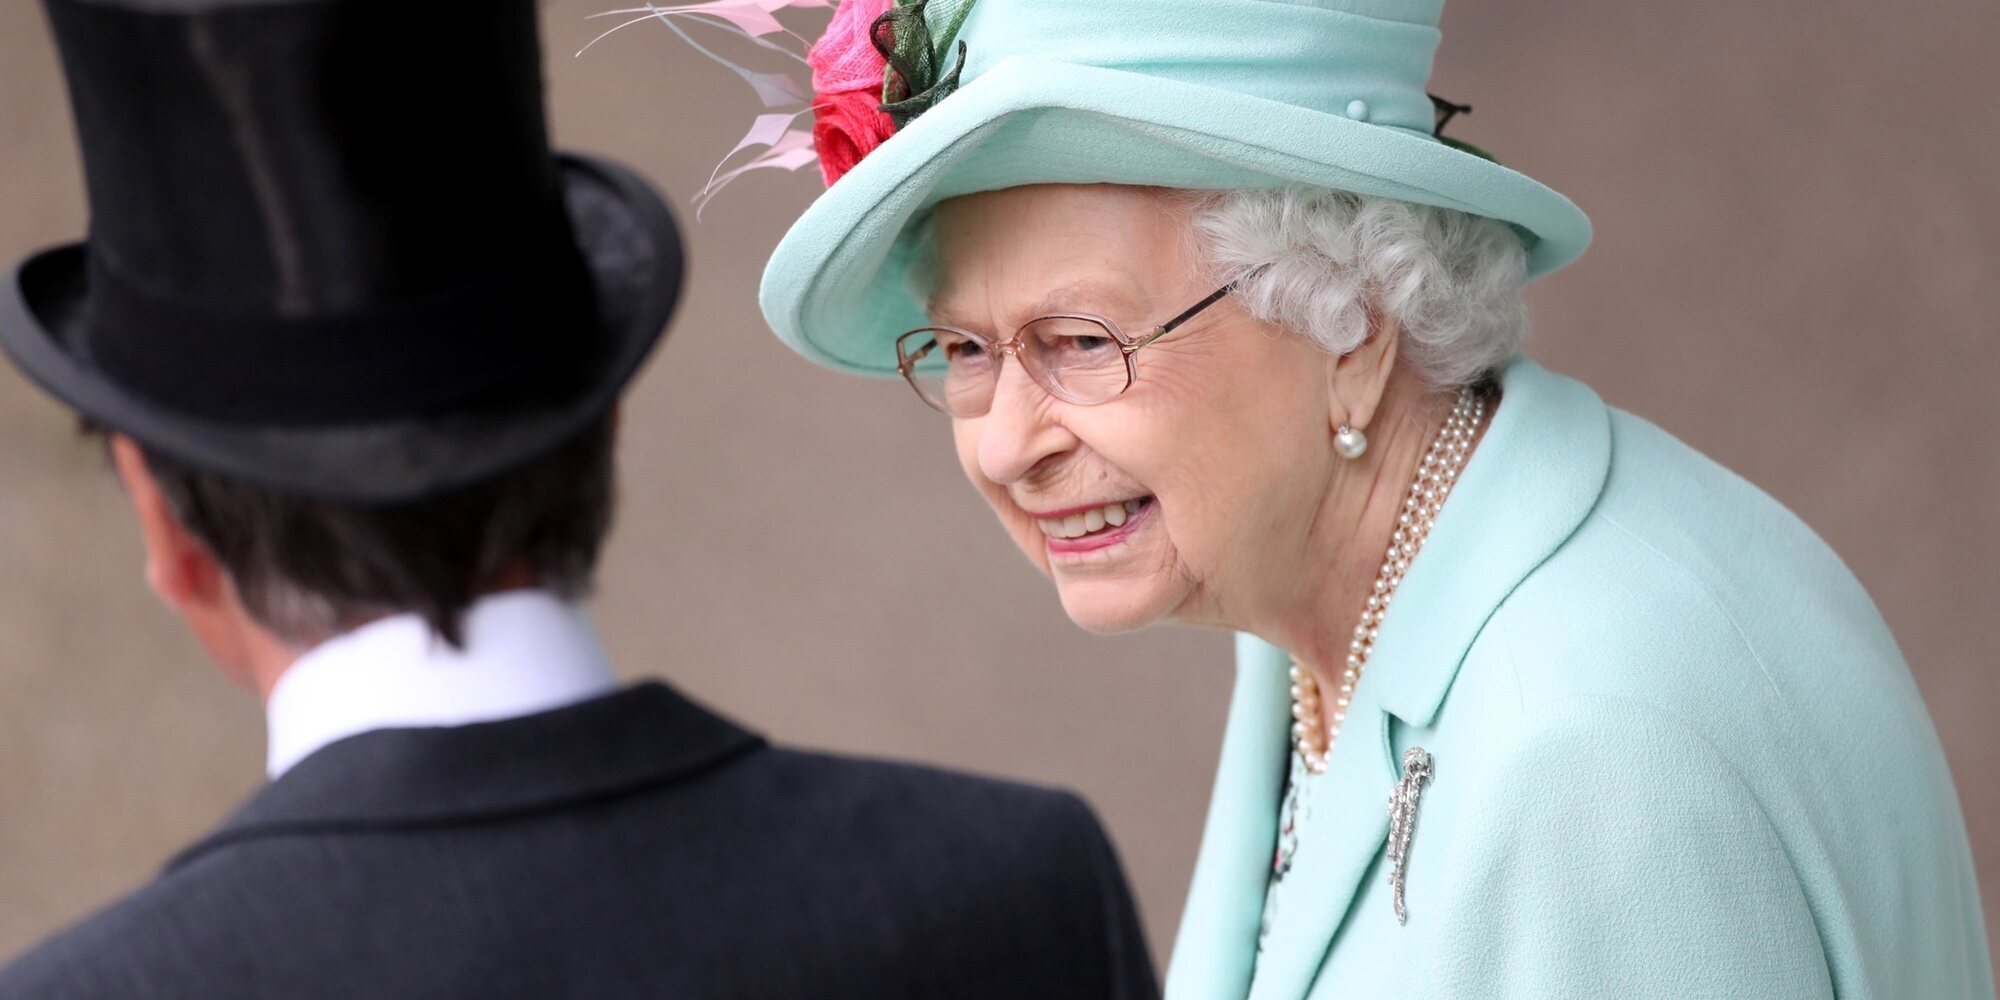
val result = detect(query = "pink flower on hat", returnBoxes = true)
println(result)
[807,0,898,185]
[625,0,975,206]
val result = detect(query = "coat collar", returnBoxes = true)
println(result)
[1371,356,1612,727]
[1166,356,1612,999]
[171,682,765,872]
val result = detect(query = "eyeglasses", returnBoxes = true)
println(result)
[894,271,1258,418]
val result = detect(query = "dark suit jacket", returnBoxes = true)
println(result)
[0,683,1158,999]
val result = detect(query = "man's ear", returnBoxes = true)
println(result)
[108,436,227,613]
[1328,307,1403,434]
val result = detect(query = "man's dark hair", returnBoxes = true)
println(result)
[131,417,616,647]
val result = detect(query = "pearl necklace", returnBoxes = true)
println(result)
[1290,386,1487,774]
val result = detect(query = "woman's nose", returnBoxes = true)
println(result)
[975,362,1077,485]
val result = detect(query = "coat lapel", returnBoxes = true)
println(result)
[1164,633,1293,1000]
[1165,356,1616,1000]
[1369,356,1612,729]
[1245,658,1398,1000]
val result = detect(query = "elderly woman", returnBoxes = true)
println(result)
[735,0,1994,996]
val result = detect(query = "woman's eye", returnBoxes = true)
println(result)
[1027,317,1122,365]
[937,338,991,370]
[1046,331,1120,363]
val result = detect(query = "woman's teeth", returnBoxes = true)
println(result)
[1036,499,1146,539]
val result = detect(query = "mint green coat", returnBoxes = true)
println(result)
[1166,357,1993,999]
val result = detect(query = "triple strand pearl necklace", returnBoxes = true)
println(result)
[1290,386,1488,774]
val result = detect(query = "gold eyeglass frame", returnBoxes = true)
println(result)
[893,267,1263,416]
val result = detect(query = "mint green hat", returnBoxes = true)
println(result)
[759,0,1591,376]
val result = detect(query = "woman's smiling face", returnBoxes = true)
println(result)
[928,184,1339,633]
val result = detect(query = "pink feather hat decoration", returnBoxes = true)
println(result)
[583,0,974,214]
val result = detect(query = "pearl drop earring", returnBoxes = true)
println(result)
[1334,422,1369,459]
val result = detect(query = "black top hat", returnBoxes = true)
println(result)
[1,0,684,503]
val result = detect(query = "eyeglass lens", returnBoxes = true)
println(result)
[900,316,1134,416]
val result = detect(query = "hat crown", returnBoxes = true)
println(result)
[953,0,1444,136]
[7,0,685,503]
[44,0,560,314]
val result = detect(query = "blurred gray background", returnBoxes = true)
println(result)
[2,0,1996,969]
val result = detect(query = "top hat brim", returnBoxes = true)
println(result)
[759,58,1591,377]
[0,153,682,504]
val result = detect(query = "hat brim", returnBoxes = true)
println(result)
[760,57,1591,376]
[0,153,682,504]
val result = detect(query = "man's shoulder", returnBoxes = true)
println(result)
[713,749,1153,996]
[733,743,1118,876]
[0,743,1152,1000]
[0,867,241,1000]
[753,744,1097,820]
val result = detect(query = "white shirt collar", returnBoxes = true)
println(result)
[263,589,619,780]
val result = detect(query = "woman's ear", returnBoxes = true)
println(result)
[108,435,227,614]
[1328,307,1402,434]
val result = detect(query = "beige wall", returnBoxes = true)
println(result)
[2,0,1996,969]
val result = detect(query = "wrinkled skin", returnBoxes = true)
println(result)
[926,184,1461,680]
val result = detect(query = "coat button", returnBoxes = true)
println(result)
[1346,99,1371,121]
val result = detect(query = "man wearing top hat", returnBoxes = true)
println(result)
[0,0,1158,997]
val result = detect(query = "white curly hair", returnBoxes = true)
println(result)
[1182,186,1530,388]
[910,185,1530,387]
